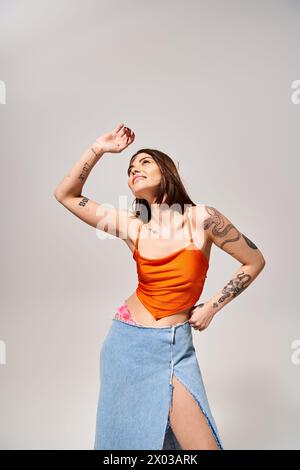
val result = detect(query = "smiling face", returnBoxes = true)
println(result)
[127,153,162,198]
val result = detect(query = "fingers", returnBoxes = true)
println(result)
[119,125,128,137]
[122,126,135,143]
[114,123,135,139]
[127,129,135,143]
[192,325,205,331]
[190,320,210,331]
[123,126,132,136]
[115,123,125,133]
[114,124,135,149]
[116,123,130,139]
[189,318,207,331]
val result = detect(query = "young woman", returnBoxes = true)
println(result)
[54,123,266,450]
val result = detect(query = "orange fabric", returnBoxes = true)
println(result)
[133,208,209,320]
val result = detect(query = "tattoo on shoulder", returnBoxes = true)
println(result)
[79,197,89,207]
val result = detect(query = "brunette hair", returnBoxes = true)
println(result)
[128,148,196,223]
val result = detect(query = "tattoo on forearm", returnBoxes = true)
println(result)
[79,197,89,207]
[78,162,92,181]
[242,234,258,249]
[212,271,252,308]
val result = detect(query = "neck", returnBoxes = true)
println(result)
[148,204,172,225]
[148,204,189,235]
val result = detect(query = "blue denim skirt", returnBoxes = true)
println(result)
[94,317,223,450]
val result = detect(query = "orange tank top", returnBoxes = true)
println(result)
[133,208,209,320]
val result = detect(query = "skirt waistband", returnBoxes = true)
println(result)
[114,301,191,331]
[113,317,191,331]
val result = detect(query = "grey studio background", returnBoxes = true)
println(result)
[0,0,299,450]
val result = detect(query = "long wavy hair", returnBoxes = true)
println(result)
[128,148,197,223]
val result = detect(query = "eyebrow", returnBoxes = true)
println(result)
[127,156,152,175]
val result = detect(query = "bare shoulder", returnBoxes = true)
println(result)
[189,204,209,228]
[188,204,211,249]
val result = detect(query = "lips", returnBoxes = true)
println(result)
[133,176,146,183]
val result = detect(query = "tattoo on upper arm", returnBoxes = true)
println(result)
[204,206,240,249]
[204,206,258,251]
[79,196,89,207]
[212,270,252,309]
[242,234,258,249]
[78,162,92,181]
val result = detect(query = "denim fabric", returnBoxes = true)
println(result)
[94,317,223,450]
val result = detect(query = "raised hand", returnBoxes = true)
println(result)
[93,123,135,154]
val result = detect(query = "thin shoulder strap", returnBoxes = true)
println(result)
[135,222,143,251]
[184,207,193,243]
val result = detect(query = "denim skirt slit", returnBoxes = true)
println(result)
[94,317,223,450]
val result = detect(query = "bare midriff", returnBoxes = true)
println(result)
[124,292,195,327]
